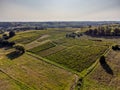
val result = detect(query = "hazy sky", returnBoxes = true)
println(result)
[0,0,120,21]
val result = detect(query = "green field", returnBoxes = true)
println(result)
[0,50,77,90]
[45,45,108,72]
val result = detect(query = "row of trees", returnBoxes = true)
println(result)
[85,27,120,36]
[66,32,83,38]
[0,39,15,47]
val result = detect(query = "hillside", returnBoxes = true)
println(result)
[83,49,120,90]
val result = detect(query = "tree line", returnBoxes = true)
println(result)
[85,26,120,37]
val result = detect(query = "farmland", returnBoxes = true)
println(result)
[0,23,120,90]
[0,49,77,90]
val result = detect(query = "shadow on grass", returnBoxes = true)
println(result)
[6,51,23,60]
[100,60,113,75]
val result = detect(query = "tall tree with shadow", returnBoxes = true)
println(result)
[99,56,113,75]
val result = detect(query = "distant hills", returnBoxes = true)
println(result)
[0,21,120,30]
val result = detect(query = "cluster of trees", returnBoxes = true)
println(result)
[85,27,120,37]
[0,31,16,47]
[2,31,15,40]
[0,31,25,54]
[66,32,83,38]
[0,39,15,47]
[112,45,120,50]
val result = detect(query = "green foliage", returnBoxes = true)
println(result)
[14,44,25,54]
[85,25,120,36]
[9,31,15,38]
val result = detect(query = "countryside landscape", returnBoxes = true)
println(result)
[0,22,120,90]
[0,0,120,90]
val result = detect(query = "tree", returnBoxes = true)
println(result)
[112,45,120,50]
[14,44,25,54]
[9,31,15,38]
[100,56,106,64]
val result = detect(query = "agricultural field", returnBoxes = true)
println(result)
[0,49,77,90]
[45,45,108,72]
[1,25,120,90]
[27,29,112,73]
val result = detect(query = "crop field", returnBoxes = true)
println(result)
[1,26,118,90]
[0,50,77,90]
[45,45,108,72]
[23,29,113,73]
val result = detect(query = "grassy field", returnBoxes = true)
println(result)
[1,28,118,90]
[9,28,74,44]
[9,30,48,44]
[83,49,120,90]
[0,49,77,90]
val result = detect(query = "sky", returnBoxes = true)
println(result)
[0,0,120,21]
